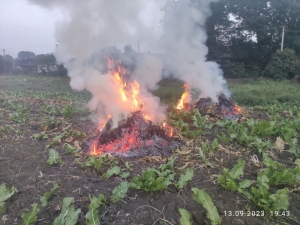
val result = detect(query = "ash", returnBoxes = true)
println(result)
[89,111,183,157]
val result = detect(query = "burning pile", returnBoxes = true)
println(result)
[88,58,182,157]
[176,85,242,120]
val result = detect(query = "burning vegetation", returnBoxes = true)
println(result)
[88,58,182,157]
[88,57,241,158]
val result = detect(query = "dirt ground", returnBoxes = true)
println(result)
[0,75,299,225]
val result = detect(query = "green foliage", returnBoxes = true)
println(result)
[9,112,29,124]
[192,188,221,225]
[33,132,48,140]
[229,80,300,106]
[63,143,80,154]
[198,148,214,168]
[21,185,57,225]
[231,63,248,78]
[40,184,58,207]
[85,194,107,225]
[169,109,212,139]
[102,162,133,179]
[217,159,251,191]
[76,155,117,173]
[62,105,76,118]
[53,197,81,225]
[0,183,18,203]
[0,183,18,215]
[45,132,67,149]
[263,49,300,79]
[240,175,290,214]
[111,182,129,203]
[262,155,300,186]
[179,208,192,225]
[130,157,176,192]
[21,203,40,225]
[175,168,194,189]
[47,149,63,166]
[0,126,10,138]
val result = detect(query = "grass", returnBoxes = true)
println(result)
[152,78,300,107]
[229,80,300,106]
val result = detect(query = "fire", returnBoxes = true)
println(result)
[89,57,181,157]
[162,122,174,137]
[234,105,242,114]
[90,141,100,156]
[176,84,189,110]
[98,114,112,131]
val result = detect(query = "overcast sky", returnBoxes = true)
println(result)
[0,0,62,58]
[0,0,167,58]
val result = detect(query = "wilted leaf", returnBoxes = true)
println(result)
[179,208,192,225]
[275,137,285,151]
[192,188,221,225]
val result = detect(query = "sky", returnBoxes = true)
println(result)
[0,0,166,59]
[0,0,63,58]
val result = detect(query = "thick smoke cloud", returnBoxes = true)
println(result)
[28,0,229,126]
[161,0,229,101]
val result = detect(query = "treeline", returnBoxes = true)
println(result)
[0,51,67,76]
[162,0,300,79]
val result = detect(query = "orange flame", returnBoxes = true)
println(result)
[176,84,189,110]
[98,114,112,131]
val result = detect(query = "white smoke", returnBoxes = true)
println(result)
[28,0,229,126]
[161,0,229,101]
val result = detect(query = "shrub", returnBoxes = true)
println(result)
[263,49,300,79]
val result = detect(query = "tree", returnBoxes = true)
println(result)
[0,54,14,74]
[35,54,56,65]
[263,49,300,79]
[17,51,36,64]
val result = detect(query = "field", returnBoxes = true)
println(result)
[1,75,300,225]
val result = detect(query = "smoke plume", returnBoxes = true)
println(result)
[28,0,229,126]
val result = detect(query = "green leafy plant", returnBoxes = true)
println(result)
[0,126,10,138]
[21,204,40,225]
[47,149,63,166]
[45,132,67,149]
[63,143,80,154]
[33,132,48,140]
[217,159,251,192]
[239,174,290,214]
[53,197,81,225]
[103,162,133,179]
[198,148,214,168]
[192,188,221,225]
[85,194,107,225]
[0,183,18,215]
[175,168,194,189]
[9,112,29,124]
[179,208,192,225]
[76,155,117,172]
[111,182,129,203]
[21,184,57,225]
[40,184,58,207]
[262,155,300,186]
[130,157,176,192]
